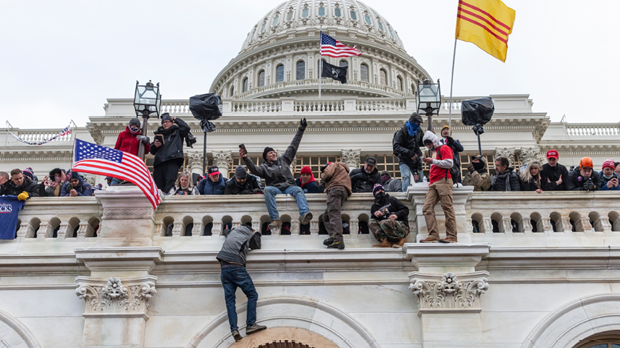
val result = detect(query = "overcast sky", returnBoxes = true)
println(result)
[1,0,618,129]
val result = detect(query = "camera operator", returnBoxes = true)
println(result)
[567,157,601,191]
[150,113,190,193]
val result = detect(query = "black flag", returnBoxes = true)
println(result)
[321,61,347,84]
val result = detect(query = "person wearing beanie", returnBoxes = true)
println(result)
[420,130,458,243]
[225,165,263,195]
[150,113,190,193]
[241,118,312,231]
[369,183,410,248]
[379,170,402,193]
[393,112,424,192]
[320,162,352,250]
[566,157,601,191]
[349,157,381,193]
[439,125,464,183]
[540,149,569,191]
[112,118,151,186]
[61,171,93,197]
[295,166,320,193]
[600,159,619,191]
[463,155,491,191]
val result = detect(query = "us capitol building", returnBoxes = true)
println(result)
[1,1,620,347]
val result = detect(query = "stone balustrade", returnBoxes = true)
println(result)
[565,123,620,137]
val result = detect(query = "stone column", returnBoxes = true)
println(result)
[186,151,204,177]
[213,150,233,177]
[341,149,361,170]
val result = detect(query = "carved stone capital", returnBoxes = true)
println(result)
[212,150,233,176]
[75,276,157,319]
[519,147,542,165]
[341,149,361,169]
[494,147,516,165]
[408,271,489,315]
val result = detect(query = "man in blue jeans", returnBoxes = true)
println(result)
[216,225,266,342]
[242,118,312,231]
[393,113,424,191]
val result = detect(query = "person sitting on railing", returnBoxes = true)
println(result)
[567,157,601,191]
[439,125,464,183]
[393,112,424,191]
[150,113,190,194]
[350,157,381,193]
[168,171,199,195]
[198,165,227,195]
[463,155,491,191]
[320,161,352,250]
[0,172,8,186]
[370,183,410,248]
[541,150,568,191]
[224,165,262,195]
[0,169,39,200]
[112,118,150,186]
[600,159,619,191]
[241,118,312,231]
[491,157,520,191]
[61,171,93,197]
[295,166,320,193]
[520,161,544,193]
[216,225,266,342]
[380,171,402,193]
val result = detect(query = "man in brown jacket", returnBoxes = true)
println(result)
[320,162,352,250]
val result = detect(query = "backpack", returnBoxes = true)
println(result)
[437,145,460,183]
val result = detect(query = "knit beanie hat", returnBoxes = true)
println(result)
[373,183,384,196]
[71,171,81,180]
[22,168,34,181]
[129,118,141,128]
[235,165,247,179]
[602,159,616,170]
[301,166,313,175]
[263,147,275,161]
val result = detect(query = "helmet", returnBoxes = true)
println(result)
[579,157,593,169]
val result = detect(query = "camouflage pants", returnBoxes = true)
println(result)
[369,219,409,242]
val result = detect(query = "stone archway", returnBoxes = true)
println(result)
[229,328,339,348]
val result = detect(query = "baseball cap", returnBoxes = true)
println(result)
[208,165,221,176]
[365,157,377,166]
[546,150,559,159]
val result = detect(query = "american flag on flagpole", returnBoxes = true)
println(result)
[320,32,362,58]
[72,139,161,209]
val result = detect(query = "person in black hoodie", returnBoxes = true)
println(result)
[224,166,263,195]
[393,112,424,191]
[369,184,410,248]
[0,169,40,199]
[150,113,190,193]
[567,157,601,191]
[492,157,520,191]
[519,161,543,193]
[349,157,381,193]
[540,149,569,191]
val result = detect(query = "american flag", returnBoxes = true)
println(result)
[72,139,161,209]
[320,32,362,58]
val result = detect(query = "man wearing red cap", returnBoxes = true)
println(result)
[541,149,569,191]
[600,159,619,191]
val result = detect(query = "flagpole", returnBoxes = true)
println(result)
[319,31,322,99]
[447,38,458,133]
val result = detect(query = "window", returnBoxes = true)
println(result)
[261,20,267,33]
[302,7,309,18]
[295,156,341,179]
[350,9,357,20]
[287,9,293,21]
[388,26,394,39]
[380,69,387,85]
[296,61,305,80]
[318,5,325,16]
[357,154,402,179]
[243,78,248,92]
[276,64,284,82]
[397,76,403,91]
[377,20,384,31]
[230,86,234,97]
[360,64,369,81]
[272,14,279,26]
[364,14,372,25]
[258,70,265,87]
[318,59,327,78]
[334,7,342,17]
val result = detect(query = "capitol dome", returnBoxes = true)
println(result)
[210,0,432,99]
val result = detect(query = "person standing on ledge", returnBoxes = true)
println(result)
[150,113,190,193]
[320,161,352,250]
[393,112,424,192]
[216,225,266,342]
[241,118,312,231]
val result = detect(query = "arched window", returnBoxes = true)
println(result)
[318,5,325,17]
[334,6,342,17]
[276,64,284,82]
[258,70,265,87]
[243,78,248,92]
[286,9,294,21]
[296,61,305,80]
[364,14,372,25]
[302,7,309,18]
[261,20,267,33]
[230,85,235,97]
[350,9,358,20]
[380,69,387,85]
[397,76,403,91]
[339,60,348,68]
[377,20,384,31]
[388,26,394,39]
[360,63,369,82]
[272,14,279,26]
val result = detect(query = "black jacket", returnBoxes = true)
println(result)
[150,118,190,167]
[492,168,521,191]
[295,178,320,193]
[540,163,569,191]
[370,195,410,227]
[441,137,464,182]
[349,167,381,193]
[520,177,542,191]
[224,175,263,195]
[566,170,602,191]
[0,177,40,197]
[393,125,424,167]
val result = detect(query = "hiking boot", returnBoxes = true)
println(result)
[420,236,440,243]
[268,220,282,231]
[439,237,458,243]
[372,238,392,248]
[327,240,345,250]
[246,323,267,335]
[392,238,407,248]
[300,212,313,225]
[232,330,242,342]
[323,237,334,246]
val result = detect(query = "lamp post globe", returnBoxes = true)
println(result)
[416,79,442,132]
[133,80,161,160]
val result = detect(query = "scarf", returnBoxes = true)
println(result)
[300,173,316,188]
[496,170,512,191]
[406,121,420,137]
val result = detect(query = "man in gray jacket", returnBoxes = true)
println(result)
[241,118,312,231]
[217,226,266,342]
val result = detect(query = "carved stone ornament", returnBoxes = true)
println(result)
[212,150,233,172]
[494,147,516,164]
[76,276,157,318]
[409,272,489,313]
[341,149,361,169]
[520,147,542,165]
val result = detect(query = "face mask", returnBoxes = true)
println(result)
[375,192,385,201]
[603,175,613,180]
[129,127,140,134]
[472,162,485,171]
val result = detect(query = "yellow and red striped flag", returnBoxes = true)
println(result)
[456,0,516,62]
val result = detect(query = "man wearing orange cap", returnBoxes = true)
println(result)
[541,149,569,191]
[567,157,601,191]
[600,159,619,191]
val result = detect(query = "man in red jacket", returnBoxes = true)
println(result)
[112,118,150,185]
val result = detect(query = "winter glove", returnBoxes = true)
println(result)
[299,117,307,130]
[17,191,28,201]
[136,135,150,144]
[446,136,454,146]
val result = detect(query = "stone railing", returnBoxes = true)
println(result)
[566,123,620,137]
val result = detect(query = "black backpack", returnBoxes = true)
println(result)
[437,145,460,183]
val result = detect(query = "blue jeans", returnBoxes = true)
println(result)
[400,163,418,192]
[110,178,123,186]
[221,266,258,332]
[263,185,309,221]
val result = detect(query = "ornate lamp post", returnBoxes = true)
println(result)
[133,80,161,160]
[416,79,442,132]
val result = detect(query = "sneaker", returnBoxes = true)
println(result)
[439,237,458,243]
[246,323,267,335]
[268,220,282,231]
[392,238,407,248]
[300,212,313,225]
[327,240,345,250]
[232,330,242,342]
[323,237,334,246]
